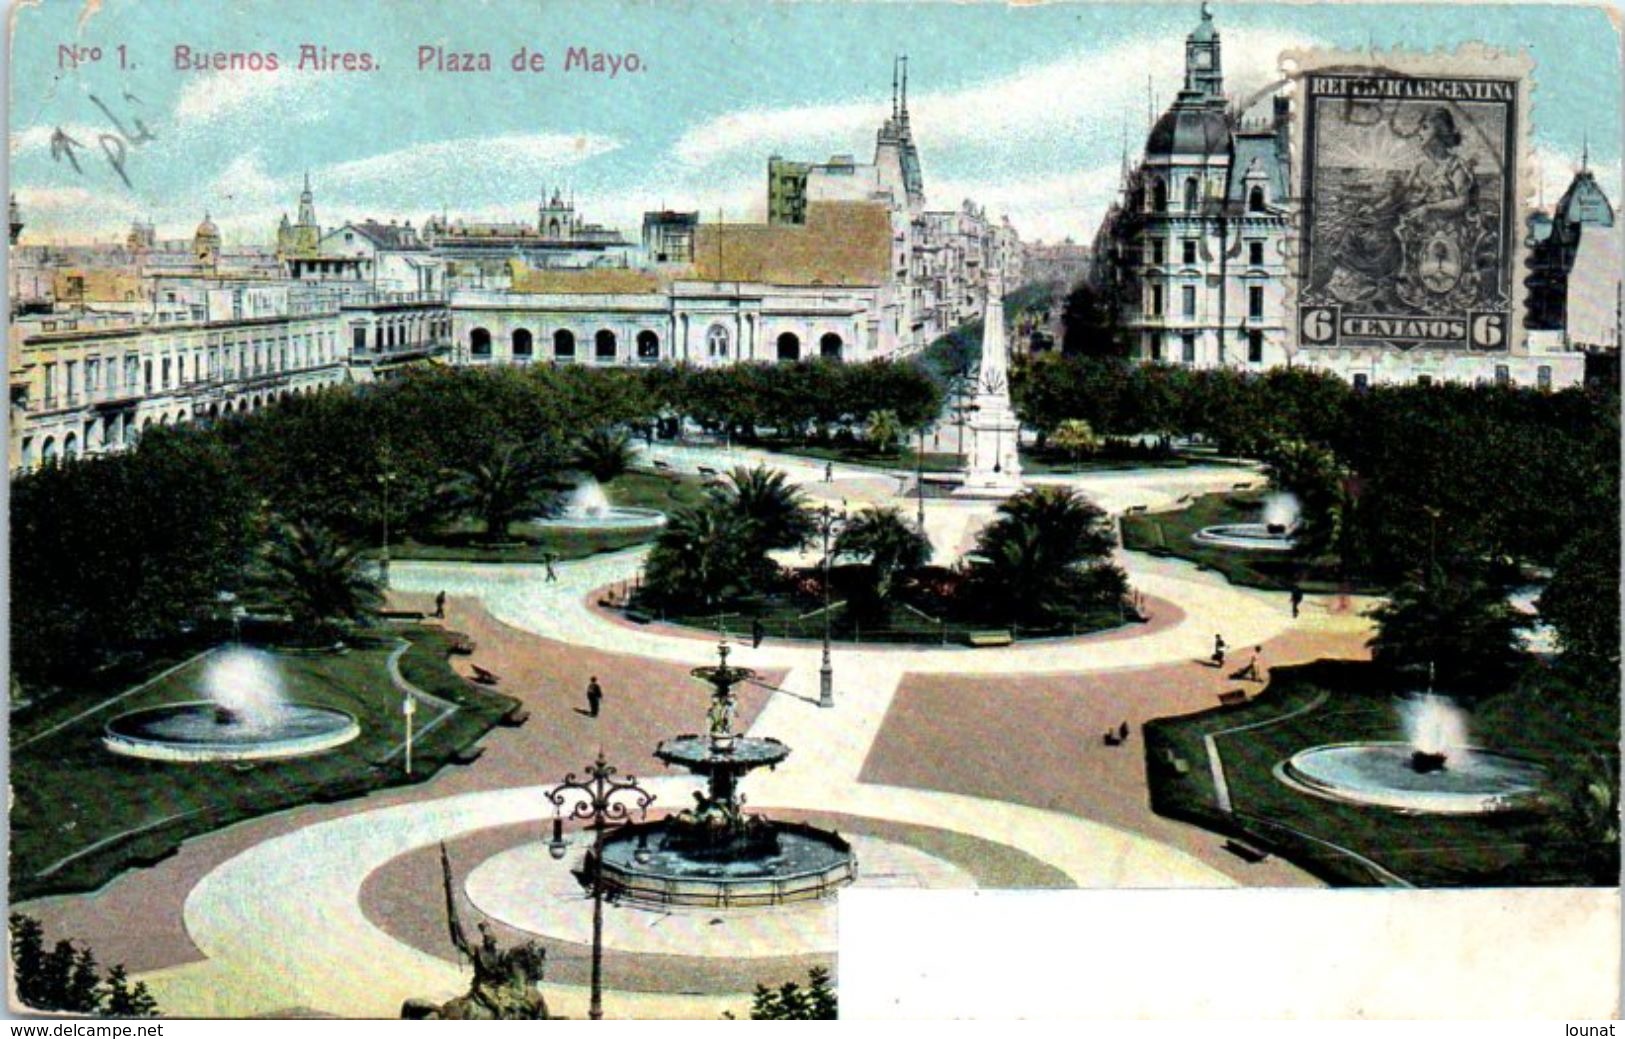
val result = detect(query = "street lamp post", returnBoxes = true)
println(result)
[401,694,416,775]
[915,426,926,532]
[815,504,847,709]
[546,752,654,1021]
[377,449,397,589]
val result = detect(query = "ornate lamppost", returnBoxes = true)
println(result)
[813,504,847,709]
[377,444,397,589]
[546,753,654,1021]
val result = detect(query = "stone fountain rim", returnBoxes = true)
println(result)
[102,699,361,763]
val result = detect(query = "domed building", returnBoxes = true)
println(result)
[1093,3,1292,369]
[193,211,221,267]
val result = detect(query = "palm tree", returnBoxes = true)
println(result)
[712,465,814,553]
[255,518,382,643]
[643,502,755,606]
[863,409,904,455]
[439,441,560,542]
[571,427,635,484]
[968,486,1122,626]
[834,505,932,604]
[1366,563,1526,697]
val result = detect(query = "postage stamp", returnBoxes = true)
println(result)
[6,0,1621,1024]
[1289,48,1533,354]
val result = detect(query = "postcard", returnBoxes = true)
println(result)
[7,0,1620,1021]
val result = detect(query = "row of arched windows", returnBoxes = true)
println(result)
[17,381,336,471]
[1143,175,1267,214]
[468,325,846,363]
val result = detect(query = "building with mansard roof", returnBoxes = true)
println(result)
[1092,4,1585,389]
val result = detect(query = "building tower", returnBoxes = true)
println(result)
[1184,1,1224,98]
[194,212,221,268]
[276,173,321,260]
[955,272,1024,497]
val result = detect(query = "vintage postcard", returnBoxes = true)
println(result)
[6,0,1620,1022]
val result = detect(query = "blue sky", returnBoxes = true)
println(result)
[9,0,1621,245]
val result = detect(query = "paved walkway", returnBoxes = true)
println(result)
[20,460,1379,1019]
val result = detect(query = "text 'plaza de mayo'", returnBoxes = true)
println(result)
[8,6,1619,472]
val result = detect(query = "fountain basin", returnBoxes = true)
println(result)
[1277,741,1547,814]
[1191,523,1298,552]
[532,506,667,533]
[104,700,360,762]
[593,819,857,908]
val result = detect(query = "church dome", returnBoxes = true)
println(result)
[1146,103,1232,158]
[195,212,220,238]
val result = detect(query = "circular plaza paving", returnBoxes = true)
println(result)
[17,455,1379,1019]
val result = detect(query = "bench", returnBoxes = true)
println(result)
[1124,504,1148,515]
[447,636,476,656]
[452,747,486,766]
[377,609,426,621]
[1223,839,1270,863]
[652,460,673,472]
[967,630,1014,648]
[499,706,530,728]
[697,465,718,477]
[469,664,500,686]
[1231,481,1255,490]
[1217,689,1248,706]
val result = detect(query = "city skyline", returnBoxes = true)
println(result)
[10,0,1621,247]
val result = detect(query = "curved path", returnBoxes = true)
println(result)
[24,461,1379,1020]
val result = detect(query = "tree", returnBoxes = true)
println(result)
[1538,520,1621,671]
[1051,418,1100,466]
[833,505,932,606]
[438,441,562,541]
[711,465,814,553]
[10,915,158,1017]
[863,408,904,455]
[1059,281,1129,358]
[254,518,383,643]
[1365,564,1526,697]
[745,967,838,1020]
[570,427,635,484]
[642,502,758,607]
[967,486,1125,626]
[1262,438,1347,560]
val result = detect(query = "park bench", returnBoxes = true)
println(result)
[1124,504,1148,515]
[499,706,530,727]
[377,609,425,622]
[697,465,718,476]
[469,664,500,686]
[1223,839,1270,863]
[1217,689,1248,706]
[452,747,486,766]
[652,459,673,471]
[1231,481,1255,490]
[967,630,1013,648]
[447,636,476,656]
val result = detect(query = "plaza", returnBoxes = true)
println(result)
[14,453,1379,1019]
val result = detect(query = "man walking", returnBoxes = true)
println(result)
[434,590,447,619]
[1289,585,1303,619]
[585,676,603,718]
[544,553,558,583]
[824,461,834,484]
[1212,633,1227,668]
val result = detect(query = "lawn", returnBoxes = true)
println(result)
[10,626,516,902]
[1120,490,1381,594]
[1143,659,1619,887]
[378,470,705,564]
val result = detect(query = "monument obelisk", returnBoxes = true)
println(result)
[955,272,1024,498]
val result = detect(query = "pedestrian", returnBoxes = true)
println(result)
[585,676,603,717]
[1118,720,1130,741]
[1212,633,1227,668]
[751,618,765,649]
[824,461,834,483]
[1241,646,1263,682]
[434,590,446,619]
[544,553,558,583]
[1289,585,1304,618]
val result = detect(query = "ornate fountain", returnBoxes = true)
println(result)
[590,640,857,907]
[532,477,666,533]
[1191,492,1300,552]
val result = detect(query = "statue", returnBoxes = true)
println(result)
[401,845,551,1020]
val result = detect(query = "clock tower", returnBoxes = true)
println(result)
[1183,2,1224,100]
